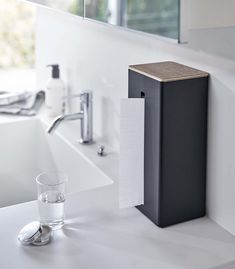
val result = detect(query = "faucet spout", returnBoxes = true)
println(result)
[46,91,93,144]
[47,112,84,134]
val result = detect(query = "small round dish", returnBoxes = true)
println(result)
[32,225,52,246]
[18,221,43,245]
[18,222,52,246]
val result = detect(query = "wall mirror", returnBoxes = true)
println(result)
[24,0,235,60]
[84,0,179,40]
[24,0,180,41]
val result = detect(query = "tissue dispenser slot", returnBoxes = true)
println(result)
[128,62,208,227]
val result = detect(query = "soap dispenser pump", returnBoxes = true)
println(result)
[45,64,65,117]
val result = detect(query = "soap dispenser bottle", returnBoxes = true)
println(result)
[45,64,65,117]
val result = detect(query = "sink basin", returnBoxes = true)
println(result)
[0,118,112,207]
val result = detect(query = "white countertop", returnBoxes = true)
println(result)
[1,110,235,269]
[1,184,235,269]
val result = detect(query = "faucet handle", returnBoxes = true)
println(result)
[64,91,92,103]
[80,91,92,103]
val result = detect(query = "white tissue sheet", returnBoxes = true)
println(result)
[119,98,145,208]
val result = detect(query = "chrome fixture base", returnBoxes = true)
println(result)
[78,138,92,144]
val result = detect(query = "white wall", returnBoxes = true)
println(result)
[188,0,235,29]
[184,0,235,60]
[36,8,235,235]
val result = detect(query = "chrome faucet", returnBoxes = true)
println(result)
[47,91,93,144]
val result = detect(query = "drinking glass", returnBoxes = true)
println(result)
[36,171,68,230]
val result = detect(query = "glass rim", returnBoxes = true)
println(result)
[35,171,68,186]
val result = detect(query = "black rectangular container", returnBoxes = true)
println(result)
[128,62,209,227]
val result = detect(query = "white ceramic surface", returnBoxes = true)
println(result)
[0,118,112,208]
[0,112,235,269]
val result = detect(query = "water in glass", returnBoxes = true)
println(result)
[38,190,65,230]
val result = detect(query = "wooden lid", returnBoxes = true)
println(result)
[129,61,209,82]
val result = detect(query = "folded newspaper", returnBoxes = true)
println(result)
[0,90,45,116]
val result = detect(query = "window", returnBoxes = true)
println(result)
[0,0,36,90]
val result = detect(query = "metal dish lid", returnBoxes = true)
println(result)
[18,222,52,246]
[18,221,43,245]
